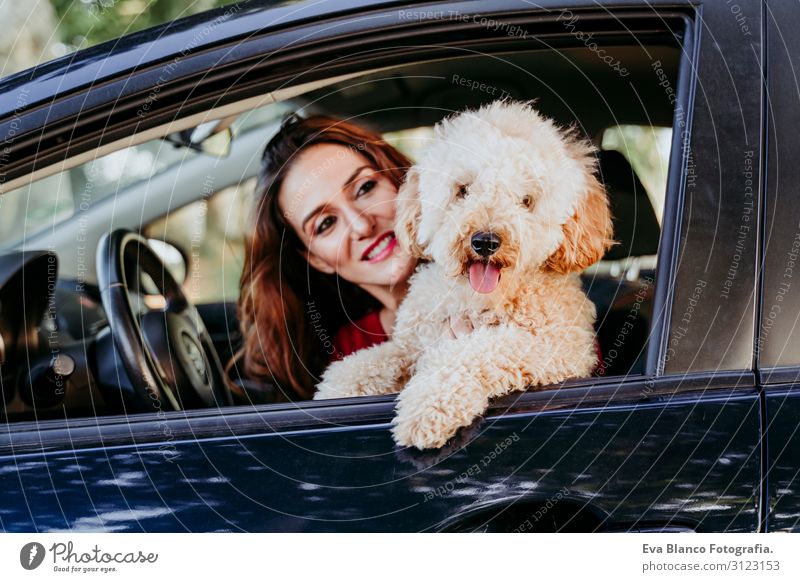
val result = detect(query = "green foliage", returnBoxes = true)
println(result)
[49,0,234,50]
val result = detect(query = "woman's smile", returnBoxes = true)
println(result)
[362,231,398,263]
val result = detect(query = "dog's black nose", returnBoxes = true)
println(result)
[470,232,501,257]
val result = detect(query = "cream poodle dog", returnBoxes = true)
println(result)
[315,100,614,450]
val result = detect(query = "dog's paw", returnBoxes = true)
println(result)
[314,361,354,399]
[313,381,347,400]
[314,344,403,400]
[392,385,486,450]
[315,352,402,399]
[392,411,453,450]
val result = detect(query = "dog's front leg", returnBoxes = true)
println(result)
[392,325,591,449]
[314,340,413,400]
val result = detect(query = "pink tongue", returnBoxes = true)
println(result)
[469,261,501,294]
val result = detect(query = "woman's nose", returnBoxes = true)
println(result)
[348,209,375,238]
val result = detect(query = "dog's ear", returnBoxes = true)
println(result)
[544,173,615,274]
[395,168,429,259]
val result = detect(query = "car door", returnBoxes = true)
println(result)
[758,0,800,533]
[0,0,764,532]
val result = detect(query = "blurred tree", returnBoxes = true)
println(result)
[0,1,60,76]
[48,0,233,51]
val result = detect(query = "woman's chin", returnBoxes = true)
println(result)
[352,252,416,288]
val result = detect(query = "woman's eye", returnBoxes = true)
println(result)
[315,215,336,235]
[356,179,376,197]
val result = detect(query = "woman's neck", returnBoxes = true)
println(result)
[365,281,408,310]
[361,279,409,336]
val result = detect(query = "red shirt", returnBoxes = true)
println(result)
[330,310,388,361]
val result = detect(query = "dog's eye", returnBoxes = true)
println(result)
[521,195,533,209]
[456,184,468,199]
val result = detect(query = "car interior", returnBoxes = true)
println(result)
[0,41,680,421]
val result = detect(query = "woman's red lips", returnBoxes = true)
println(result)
[362,231,397,262]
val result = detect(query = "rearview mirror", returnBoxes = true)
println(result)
[196,127,232,157]
[164,119,233,158]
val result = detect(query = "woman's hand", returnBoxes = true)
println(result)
[447,314,475,339]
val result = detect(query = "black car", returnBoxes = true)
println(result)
[0,0,796,532]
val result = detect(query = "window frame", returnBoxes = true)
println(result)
[0,2,722,455]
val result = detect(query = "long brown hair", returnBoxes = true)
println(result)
[231,113,412,401]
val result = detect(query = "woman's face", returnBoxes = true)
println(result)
[278,143,416,289]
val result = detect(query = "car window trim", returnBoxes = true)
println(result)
[0,370,753,456]
[647,11,699,376]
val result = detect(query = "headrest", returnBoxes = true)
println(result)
[597,149,661,261]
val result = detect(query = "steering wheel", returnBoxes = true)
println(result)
[96,229,233,411]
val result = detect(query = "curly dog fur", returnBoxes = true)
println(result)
[315,100,614,449]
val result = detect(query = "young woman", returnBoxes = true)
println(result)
[234,113,420,401]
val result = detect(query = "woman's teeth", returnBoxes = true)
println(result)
[365,234,394,260]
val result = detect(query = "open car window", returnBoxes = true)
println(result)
[142,44,682,402]
[0,35,684,423]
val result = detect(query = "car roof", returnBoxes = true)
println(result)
[0,0,440,120]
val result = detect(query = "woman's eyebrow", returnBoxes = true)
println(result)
[301,165,372,232]
[301,204,325,233]
[345,165,371,185]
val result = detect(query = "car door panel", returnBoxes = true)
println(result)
[759,0,800,532]
[0,374,760,532]
[761,389,800,531]
[0,0,767,533]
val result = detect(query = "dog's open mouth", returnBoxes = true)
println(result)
[468,260,502,294]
